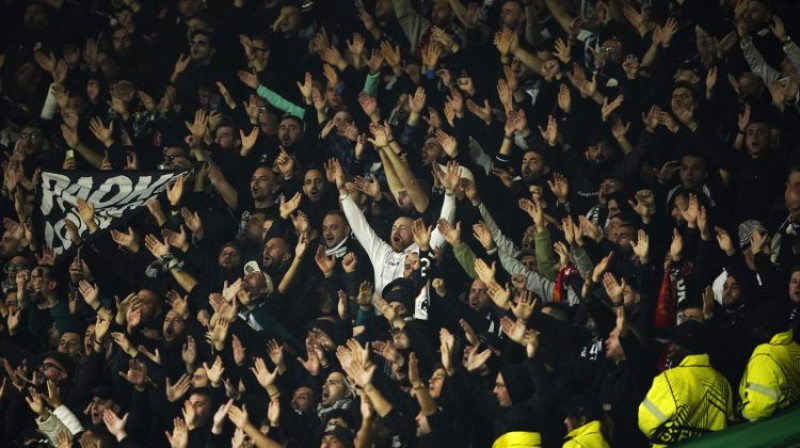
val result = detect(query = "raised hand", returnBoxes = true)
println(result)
[89,117,114,146]
[474,258,497,286]
[118,359,148,390]
[500,316,527,344]
[138,346,162,369]
[487,282,510,309]
[465,347,492,372]
[204,356,225,387]
[472,222,495,251]
[165,417,188,448]
[602,272,625,304]
[144,234,170,258]
[437,219,461,246]
[511,290,536,321]
[538,115,558,146]
[557,83,572,113]
[166,374,192,403]
[77,198,98,233]
[238,126,259,156]
[237,70,259,90]
[102,409,129,441]
[669,228,684,262]
[591,252,613,283]
[279,192,302,219]
[250,357,279,389]
[631,229,650,264]
[434,129,457,158]
[601,95,624,122]
[182,336,197,367]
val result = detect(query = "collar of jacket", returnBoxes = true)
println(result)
[770,329,795,345]
[679,353,712,368]
[565,419,604,441]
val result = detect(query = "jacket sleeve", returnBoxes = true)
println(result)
[534,228,557,281]
[498,248,580,305]
[739,353,782,422]
[638,373,677,442]
[36,412,72,446]
[478,203,521,258]
[739,38,781,85]
[429,193,457,251]
[784,41,800,74]
[340,192,393,267]
[391,0,431,49]
[52,405,85,435]
[452,241,479,279]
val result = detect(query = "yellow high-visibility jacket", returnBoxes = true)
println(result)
[493,431,542,448]
[739,329,800,421]
[563,420,610,448]
[638,354,733,446]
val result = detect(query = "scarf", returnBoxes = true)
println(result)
[325,235,350,258]
[316,398,353,422]
[553,264,576,303]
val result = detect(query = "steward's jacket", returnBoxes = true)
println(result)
[739,329,800,421]
[493,431,542,448]
[563,420,609,448]
[638,354,733,446]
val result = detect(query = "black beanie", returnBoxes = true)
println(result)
[499,364,535,405]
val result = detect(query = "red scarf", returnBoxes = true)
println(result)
[553,265,576,303]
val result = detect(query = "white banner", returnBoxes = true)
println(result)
[37,170,186,255]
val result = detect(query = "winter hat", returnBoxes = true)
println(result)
[382,278,416,312]
[499,364,535,405]
[738,220,767,249]
[668,320,709,354]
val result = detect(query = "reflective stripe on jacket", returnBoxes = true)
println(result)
[739,330,800,421]
[638,354,733,446]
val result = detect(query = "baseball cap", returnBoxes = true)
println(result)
[243,261,274,297]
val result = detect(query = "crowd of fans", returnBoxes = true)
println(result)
[2,0,800,446]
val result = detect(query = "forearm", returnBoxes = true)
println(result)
[414,385,438,416]
[478,203,520,257]
[169,267,198,293]
[385,146,429,212]
[243,421,282,448]
[512,47,543,75]
[75,142,105,168]
[429,193,456,250]
[543,0,574,33]
[378,148,404,204]
[278,256,303,294]
[453,241,479,279]
[364,383,393,417]
[641,43,659,68]
[210,178,238,210]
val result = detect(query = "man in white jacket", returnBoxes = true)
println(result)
[336,161,462,294]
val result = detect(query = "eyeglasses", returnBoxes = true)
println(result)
[20,131,41,141]
[163,154,182,162]
[3,264,26,273]
[190,40,209,47]
[40,362,64,372]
